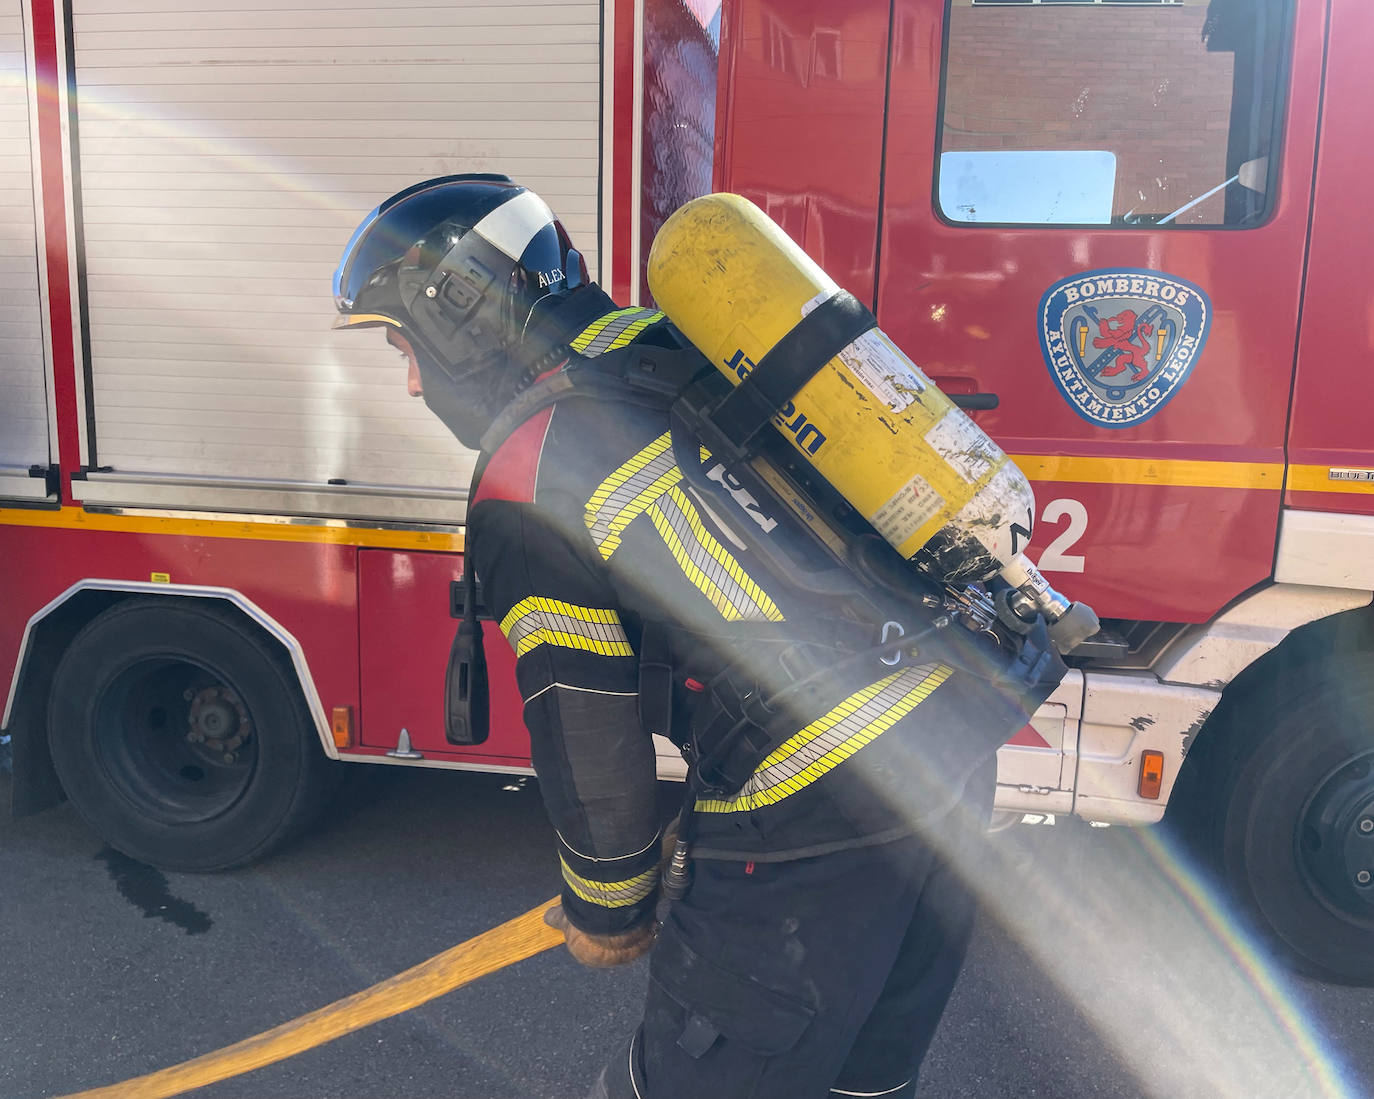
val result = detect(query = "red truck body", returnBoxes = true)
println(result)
[3,0,1372,981]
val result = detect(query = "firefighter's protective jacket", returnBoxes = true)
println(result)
[468,296,1049,936]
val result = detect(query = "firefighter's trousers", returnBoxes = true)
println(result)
[591,764,994,1099]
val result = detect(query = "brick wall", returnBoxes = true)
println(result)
[942,1,1234,223]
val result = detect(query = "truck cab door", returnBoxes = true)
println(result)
[1284,0,1374,542]
[879,0,1324,625]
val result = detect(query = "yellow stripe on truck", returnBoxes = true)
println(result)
[0,456,1304,560]
[1008,455,1282,490]
[1286,465,1374,495]
[0,506,464,553]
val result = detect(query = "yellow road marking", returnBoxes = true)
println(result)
[1287,465,1374,494]
[0,506,464,553]
[56,897,562,1099]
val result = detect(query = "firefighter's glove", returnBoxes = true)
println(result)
[543,904,656,968]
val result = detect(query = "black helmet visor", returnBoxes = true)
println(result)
[333,174,518,313]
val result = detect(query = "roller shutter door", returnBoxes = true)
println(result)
[70,0,601,521]
[0,0,51,500]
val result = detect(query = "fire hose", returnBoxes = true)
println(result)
[54,897,563,1099]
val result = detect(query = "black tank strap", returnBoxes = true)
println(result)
[478,344,708,456]
[708,290,876,452]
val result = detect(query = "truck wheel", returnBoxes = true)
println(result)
[47,598,337,871]
[1210,657,1374,985]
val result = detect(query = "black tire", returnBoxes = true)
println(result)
[1202,656,1374,985]
[47,597,338,871]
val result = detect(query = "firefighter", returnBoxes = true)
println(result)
[333,174,1062,1098]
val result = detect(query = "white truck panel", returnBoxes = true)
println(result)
[68,0,601,520]
[1075,673,1219,825]
[1274,509,1374,591]
[0,1,50,499]
[994,670,1083,817]
[1154,582,1372,689]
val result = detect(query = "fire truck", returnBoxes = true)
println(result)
[2,0,1370,984]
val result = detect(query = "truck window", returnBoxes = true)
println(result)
[936,0,1291,227]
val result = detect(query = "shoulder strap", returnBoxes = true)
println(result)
[478,344,708,456]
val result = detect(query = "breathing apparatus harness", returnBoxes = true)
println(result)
[449,291,1063,898]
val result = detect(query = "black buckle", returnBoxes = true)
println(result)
[689,669,783,797]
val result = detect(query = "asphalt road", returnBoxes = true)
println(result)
[2,765,1371,1099]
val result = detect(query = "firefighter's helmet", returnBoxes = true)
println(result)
[333,174,590,446]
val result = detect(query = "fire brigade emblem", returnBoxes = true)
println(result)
[1038,268,1211,428]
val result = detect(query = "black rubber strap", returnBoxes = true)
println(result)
[478,345,706,456]
[636,620,675,741]
[709,290,876,449]
[446,451,492,745]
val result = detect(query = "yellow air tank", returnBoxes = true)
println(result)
[647,193,1098,649]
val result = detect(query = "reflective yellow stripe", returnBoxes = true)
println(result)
[586,433,674,514]
[696,664,953,814]
[1008,455,1281,490]
[585,432,677,553]
[584,436,782,621]
[569,309,628,352]
[596,461,684,560]
[570,308,665,357]
[1287,465,1374,495]
[559,857,658,908]
[499,597,634,659]
[0,505,463,552]
[665,485,780,618]
[601,311,663,351]
[646,488,783,622]
[646,501,741,620]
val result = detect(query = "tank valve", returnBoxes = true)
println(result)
[998,554,1100,653]
[662,839,693,901]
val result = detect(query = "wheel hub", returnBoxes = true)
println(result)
[187,686,252,763]
[1298,752,1374,920]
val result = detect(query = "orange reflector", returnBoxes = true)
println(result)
[1138,749,1165,799]
[331,706,353,749]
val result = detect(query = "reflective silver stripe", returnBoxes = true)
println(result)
[472,189,555,260]
[559,856,658,908]
[525,682,639,704]
[499,597,634,658]
[830,1083,913,1097]
[584,433,679,555]
[696,665,953,814]
[574,308,664,356]
[629,1031,645,1099]
[648,486,782,622]
[556,829,660,863]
